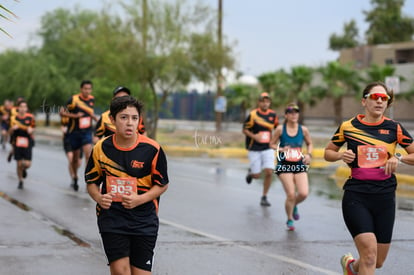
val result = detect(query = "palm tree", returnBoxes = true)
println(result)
[257,69,292,106]
[1,3,17,37]
[318,61,363,125]
[226,83,259,122]
[289,65,315,124]
[364,64,396,83]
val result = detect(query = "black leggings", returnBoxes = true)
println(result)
[342,190,395,243]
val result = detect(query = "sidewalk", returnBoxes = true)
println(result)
[0,191,106,275]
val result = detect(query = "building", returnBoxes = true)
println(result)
[303,41,414,123]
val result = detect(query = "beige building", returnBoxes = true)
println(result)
[339,41,414,68]
[303,41,414,123]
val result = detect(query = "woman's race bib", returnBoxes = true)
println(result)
[284,147,303,162]
[106,176,137,202]
[357,145,388,168]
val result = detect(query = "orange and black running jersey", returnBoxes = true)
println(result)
[0,105,10,117]
[95,110,146,139]
[331,114,413,193]
[60,116,70,127]
[85,134,169,235]
[243,108,278,151]
[60,116,70,136]
[0,105,11,125]
[66,93,95,133]
[10,113,35,140]
[10,106,18,121]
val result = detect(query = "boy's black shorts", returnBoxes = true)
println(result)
[14,146,33,161]
[101,232,157,271]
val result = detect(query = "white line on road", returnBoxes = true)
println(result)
[160,218,340,275]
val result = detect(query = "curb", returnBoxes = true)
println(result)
[163,146,414,184]
[34,128,414,185]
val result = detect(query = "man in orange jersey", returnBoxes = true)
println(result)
[243,92,279,206]
[9,100,35,189]
[6,97,25,162]
[0,99,13,150]
[59,107,82,187]
[60,80,97,191]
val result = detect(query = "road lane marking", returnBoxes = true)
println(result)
[161,218,340,275]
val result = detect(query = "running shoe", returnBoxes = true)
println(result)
[286,220,295,231]
[340,253,356,275]
[293,205,300,220]
[260,196,271,207]
[7,152,12,162]
[18,181,23,189]
[71,178,79,192]
[245,169,252,184]
[22,169,27,179]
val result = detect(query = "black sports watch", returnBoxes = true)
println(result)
[395,153,403,163]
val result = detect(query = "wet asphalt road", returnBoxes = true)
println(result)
[1,143,414,275]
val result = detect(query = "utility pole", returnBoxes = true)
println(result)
[215,0,224,132]
[142,0,147,51]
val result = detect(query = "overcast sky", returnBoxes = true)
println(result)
[1,0,414,76]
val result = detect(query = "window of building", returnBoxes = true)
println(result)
[395,49,414,64]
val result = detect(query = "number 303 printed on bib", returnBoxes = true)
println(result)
[106,176,138,202]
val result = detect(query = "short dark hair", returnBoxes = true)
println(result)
[362,81,394,106]
[17,99,27,107]
[110,96,143,119]
[80,80,93,88]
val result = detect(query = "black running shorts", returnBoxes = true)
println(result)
[14,146,32,161]
[100,232,157,271]
[342,190,395,243]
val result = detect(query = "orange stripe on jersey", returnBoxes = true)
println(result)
[112,134,140,151]
[345,134,371,145]
[138,135,160,150]
[397,124,412,146]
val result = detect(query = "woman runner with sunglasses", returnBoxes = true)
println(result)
[324,82,414,274]
[270,103,313,231]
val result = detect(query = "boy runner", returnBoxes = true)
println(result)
[85,96,168,274]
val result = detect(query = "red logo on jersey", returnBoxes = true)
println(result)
[131,160,144,168]
[378,129,389,135]
[269,117,274,121]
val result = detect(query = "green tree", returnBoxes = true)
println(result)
[257,69,292,106]
[38,8,100,81]
[289,65,316,124]
[225,84,259,122]
[0,48,75,122]
[364,0,414,44]
[364,64,396,82]
[318,61,363,124]
[118,0,235,138]
[329,20,360,51]
[363,63,414,101]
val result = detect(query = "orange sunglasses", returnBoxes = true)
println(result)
[364,92,390,101]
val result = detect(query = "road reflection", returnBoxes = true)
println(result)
[324,166,414,210]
